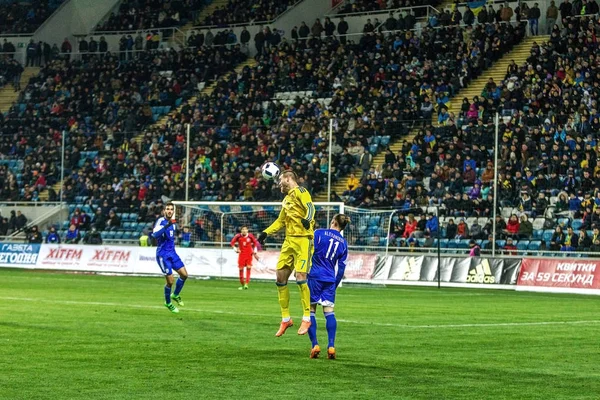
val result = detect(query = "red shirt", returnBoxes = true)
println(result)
[230,233,259,255]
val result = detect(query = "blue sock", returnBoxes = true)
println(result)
[307,312,318,347]
[174,278,185,296]
[325,312,337,348]
[164,285,172,304]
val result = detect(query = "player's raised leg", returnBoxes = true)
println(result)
[275,267,294,337]
[159,258,178,313]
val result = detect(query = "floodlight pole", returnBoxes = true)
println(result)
[492,113,500,257]
[185,123,191,201]
[60,130,65,203]
[437,205,441,289]
[328,119,333,202]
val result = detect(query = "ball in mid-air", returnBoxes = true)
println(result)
[261,162,280,180]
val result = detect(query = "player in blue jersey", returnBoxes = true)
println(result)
[152,202,188,313]
[307,214,350,360]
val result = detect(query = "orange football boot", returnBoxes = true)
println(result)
[327,347,336,359]
[275,319,294,337]
[310,345,321,359]
[297,319,311,335]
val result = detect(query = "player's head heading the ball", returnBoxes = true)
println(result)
[331,214,350,232]
[163,202,176,220]
[278,170,298,193]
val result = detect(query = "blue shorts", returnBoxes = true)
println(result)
[157,253,185,276]
[308,279,336,307]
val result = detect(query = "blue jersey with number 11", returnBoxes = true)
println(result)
[309,228,348,283]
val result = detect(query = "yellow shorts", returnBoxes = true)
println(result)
[277,236,313,273]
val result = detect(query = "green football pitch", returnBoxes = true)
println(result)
[1,269,600,400]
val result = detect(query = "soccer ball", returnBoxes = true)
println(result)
[261,162,280,180]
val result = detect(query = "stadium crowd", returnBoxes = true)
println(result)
[1,1,600,255]
[202,0,295,26]
[337,0,439,15]
[95,0,207,32]
[0,0,64,34]
[372,14,600,254]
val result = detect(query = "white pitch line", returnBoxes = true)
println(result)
[3,296,600,330]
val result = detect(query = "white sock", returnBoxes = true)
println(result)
[302,316,311,322]
[282,317,291,322]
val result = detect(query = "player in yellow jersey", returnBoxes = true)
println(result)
[257,170,315,337]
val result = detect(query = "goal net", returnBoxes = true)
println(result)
[171,202,395,252]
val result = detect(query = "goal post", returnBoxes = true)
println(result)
[172,201,395,254]
[172,201,345,249]
[170,201,395,280]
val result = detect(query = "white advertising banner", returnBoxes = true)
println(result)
[28,244,381,283]
[34,244,288,279]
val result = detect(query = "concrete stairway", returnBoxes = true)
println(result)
[0,67,39,113]
[432,35,546,125]
[314,127,420,202]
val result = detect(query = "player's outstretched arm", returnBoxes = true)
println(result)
[335,249,348,288]
[263,208,286,236]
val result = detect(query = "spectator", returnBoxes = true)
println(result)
[65,224,81,244]
[561,227,579,252]
[579,230,592,252]
[403,214,418,238]
[27,225,43,243]
[527,3,541,35]
[504,214,520,238]
[83,227,103,245]
[106,210,121,231]
[550,226,565,251]
[468,239,481,256]
[518,215,533,239]
[546,1,558,33]
[46,226,60,243]
[15,211,27,231]
[503,237,518,255]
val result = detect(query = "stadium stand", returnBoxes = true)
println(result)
[95,0,210,31]
[201,0,296,26]
[336,0,440,15]
[0,0,65,34]
[0,46,245,204]
[3,1,599,257]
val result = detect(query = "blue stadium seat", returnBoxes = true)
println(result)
[557,218,570,227]
[542,230,554,242]
[528,241,541,251]
[367,226,378,236]
[458,239,470,249]
[358,225,367,234]
[380,136,391,146]
[533,229,543,240]
[379,237,387,246]
[439,239,449,248]
[496,240,506,248]
[516,241,529,251]
[571,220,583,231]
[369,144,378,154]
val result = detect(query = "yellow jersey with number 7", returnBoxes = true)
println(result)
[264,187,315,238]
